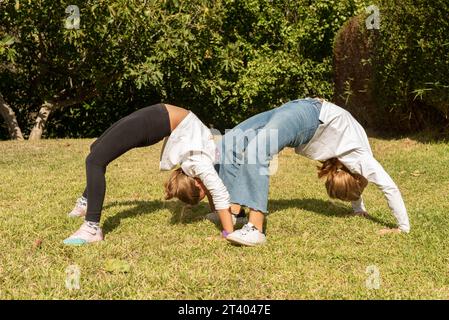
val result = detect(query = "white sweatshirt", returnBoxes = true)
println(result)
[159,112,230,210]
[295,100,411,232]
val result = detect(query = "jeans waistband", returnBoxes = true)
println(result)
[307,98,323,124]
[311,98,323,113]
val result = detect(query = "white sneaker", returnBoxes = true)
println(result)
[205,210,248,227]
[226,223,266,246]
[68,196,87,218]
[63,221,103,245]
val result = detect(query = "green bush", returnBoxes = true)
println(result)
[334,0,449,133]
[373,0,449,130]
[1,0,366,139]
[125,0,366,130]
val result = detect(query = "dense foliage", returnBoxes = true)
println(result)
[0,0,366,139]
[373,0,449,131]
[334,0,449,133]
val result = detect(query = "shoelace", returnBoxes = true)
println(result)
[240,224,255,235]
[77,223,98,236]
[76,197,87,207]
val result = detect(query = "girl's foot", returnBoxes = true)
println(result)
[68,197,87,218]
[226,223,266,246]
[63,221,103,245]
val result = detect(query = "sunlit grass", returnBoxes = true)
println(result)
[0,137,448,299]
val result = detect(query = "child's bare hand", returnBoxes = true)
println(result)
[378,228,402,235]
[352,211,369,217]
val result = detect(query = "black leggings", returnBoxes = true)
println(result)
[82,104,171,223]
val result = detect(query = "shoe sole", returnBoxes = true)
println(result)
[63,237,103,245]
[63,238,88,246]
[226,236,265,247]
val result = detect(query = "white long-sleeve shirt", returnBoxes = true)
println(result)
[295,100,410,232]
[159,112,230,210]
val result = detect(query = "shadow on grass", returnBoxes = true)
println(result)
[101,197,395,235]
[268,198,396,229]
[101,200,210,235]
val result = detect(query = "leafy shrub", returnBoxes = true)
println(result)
[1,0,366,139]
[334,0,449,133]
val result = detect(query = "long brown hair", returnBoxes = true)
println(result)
[164,168,201,206]
[317,158,368,202]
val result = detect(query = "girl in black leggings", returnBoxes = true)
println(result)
[64,103,233,245]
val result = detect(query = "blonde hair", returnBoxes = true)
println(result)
[317,158,368,202]
[164,168,201,206]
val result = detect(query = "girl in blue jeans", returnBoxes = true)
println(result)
[216,98,323,245]
[169,98,410,246]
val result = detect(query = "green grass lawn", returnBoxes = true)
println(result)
[0,137,448,299]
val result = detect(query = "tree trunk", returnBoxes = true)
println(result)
[28,101,54,141]
[0,93,24,141]
[28,87,100,140]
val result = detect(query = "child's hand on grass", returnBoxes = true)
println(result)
[378,228,402,235]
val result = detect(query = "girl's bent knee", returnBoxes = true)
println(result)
[85,153,106,169]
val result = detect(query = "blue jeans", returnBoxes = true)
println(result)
[217,98,322,213]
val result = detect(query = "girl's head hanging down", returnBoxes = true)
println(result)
[164,168,207,206]
[318,158,368,202]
